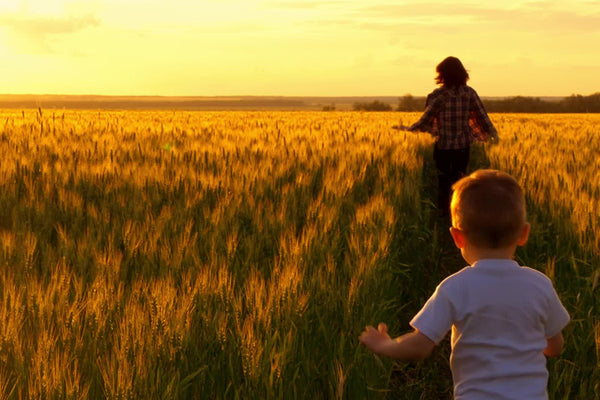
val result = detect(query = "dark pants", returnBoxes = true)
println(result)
[433,145,470,214]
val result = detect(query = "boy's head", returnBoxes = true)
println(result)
[450,170,527,249]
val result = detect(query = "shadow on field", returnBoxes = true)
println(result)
[418,143,491,276]
[386,143,493,399]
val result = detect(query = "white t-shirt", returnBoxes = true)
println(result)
[410,259,570,400]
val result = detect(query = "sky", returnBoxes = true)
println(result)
[0,0,599,97]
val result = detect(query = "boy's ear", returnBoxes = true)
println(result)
[517,222,531,246]
[449,227,466,249]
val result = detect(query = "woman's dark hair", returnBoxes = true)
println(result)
[435,56,469,87]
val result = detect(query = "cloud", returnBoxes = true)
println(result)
[353,2,600,33]
[266,1,600,37]
[0,13,100,36]
[0,12,100,54]
[263,0,347,9]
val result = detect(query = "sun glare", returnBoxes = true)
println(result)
[0,0,70,15]
[0,2,18,12]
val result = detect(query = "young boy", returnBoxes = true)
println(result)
[359,169,570,399]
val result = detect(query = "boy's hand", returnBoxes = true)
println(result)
[359,323,392,354]
[360,326,436,361]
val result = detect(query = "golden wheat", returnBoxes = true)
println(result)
[0,110,597,398]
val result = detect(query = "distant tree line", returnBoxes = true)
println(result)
[394,92,600,113]
[352,100,393,111]
[483,93,600,113]
[354,93,600,113]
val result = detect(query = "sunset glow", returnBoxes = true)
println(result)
[0,0,599,96]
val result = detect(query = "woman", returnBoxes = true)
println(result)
[398,56,498,215]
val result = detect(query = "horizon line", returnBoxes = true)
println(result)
[0,93,584,99]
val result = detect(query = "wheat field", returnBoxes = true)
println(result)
[0,110,597,399]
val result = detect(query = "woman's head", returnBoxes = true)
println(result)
[435,56,469,87]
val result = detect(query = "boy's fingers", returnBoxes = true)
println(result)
[359,326,376,345]
[361,326,375,336]
[378,323,388,334]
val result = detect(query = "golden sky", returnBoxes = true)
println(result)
[0,0,598,97]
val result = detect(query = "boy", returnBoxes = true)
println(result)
[359,169,570,399]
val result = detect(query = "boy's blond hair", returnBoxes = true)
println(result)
[450,169,526,249]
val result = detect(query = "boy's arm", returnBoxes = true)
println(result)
[543,332,565,357]
[359,323,435,361]
[543,283,569,357]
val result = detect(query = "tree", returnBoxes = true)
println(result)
[397,94,424,111]
[353,100,392,111]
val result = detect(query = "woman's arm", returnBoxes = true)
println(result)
[470,89,498,139]
[407,92,443,133]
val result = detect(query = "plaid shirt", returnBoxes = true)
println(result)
[408,85,498,149]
